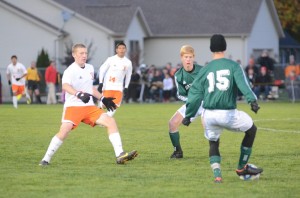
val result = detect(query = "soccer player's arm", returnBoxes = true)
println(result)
[99,59,110,84]
[174,75,188,102]
[124,62,132,89]
[185,77,204,118]
[234,65,257,103]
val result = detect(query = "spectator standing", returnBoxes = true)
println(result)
[285,70,300,101]
[285,55,300,78]
[27,61,42,104]
[45,61,57,104]
[257,50,275,76]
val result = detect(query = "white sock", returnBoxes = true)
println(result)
[42,136,63,163]
[107,110,116,117]
[108,132,123,157]
[12,96,17,108]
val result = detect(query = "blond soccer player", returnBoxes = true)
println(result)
[39,44,137,166]
[98,42,132,117]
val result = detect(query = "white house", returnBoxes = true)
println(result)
[0,0,284,102]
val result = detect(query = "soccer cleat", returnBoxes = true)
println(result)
[170,151,183,159]
[116,150,138,164]
[39,160,49,166]
[214,177,222,183]
[236,164,263,176]
[26,97,31,104]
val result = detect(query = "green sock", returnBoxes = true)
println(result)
[238,145,252,169]
[169,131,182,152]
[210,155,222,178]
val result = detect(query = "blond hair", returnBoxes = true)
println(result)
[180,45,195,56]
[72,43,86,53]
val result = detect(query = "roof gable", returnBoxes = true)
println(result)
[54,0,282,37]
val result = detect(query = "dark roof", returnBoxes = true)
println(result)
[54,0,273,36]
[280,31,300,49]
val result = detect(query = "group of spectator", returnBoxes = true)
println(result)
[124,63,181,103]
[244,51,300,101]
[126,50,300,103]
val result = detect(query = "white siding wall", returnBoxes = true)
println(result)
[126,13,147,64]
[144,37,245,67]
[5,0,112,70]
[0,4,58,101]
[247,0,279,62]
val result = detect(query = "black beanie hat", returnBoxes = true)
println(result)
[210,34,227,52]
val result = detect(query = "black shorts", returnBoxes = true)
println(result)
[27,80,39,90]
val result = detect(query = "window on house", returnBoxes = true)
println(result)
[129,40,140,67]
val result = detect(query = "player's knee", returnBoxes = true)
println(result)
[168,119,179,132]
[246,124,257,137]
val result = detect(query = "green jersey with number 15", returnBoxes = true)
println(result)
[186,58,257,118]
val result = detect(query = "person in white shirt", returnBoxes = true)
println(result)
[6,55,31,108]
[163,73,174,102]
[39,44,137,166]
[98,42,132,117]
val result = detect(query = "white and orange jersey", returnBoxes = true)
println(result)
[6,62,27,86]
[99,54,132,91]
[62,62,95,107]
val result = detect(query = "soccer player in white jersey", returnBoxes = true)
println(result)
[6,55,31,108]
[39,44,137,166]
[98,42,132,117]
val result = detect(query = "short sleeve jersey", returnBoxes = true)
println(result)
[186,58,257,118]
[62,62,95,107]
[174,64,203,102]
[6,62,27,86]
[99,55,132,91]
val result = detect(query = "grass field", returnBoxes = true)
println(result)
[0,101,299,198]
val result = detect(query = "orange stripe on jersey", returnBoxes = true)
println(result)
[11,84,25,95]
[102,90,123,107]
[62,106,104,129]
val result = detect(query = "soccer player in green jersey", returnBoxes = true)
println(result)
[182,34,263,183]
[168,45,203,158]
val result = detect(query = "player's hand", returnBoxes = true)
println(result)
[76,92,91,103]
[15,78,21,81]
[97,83,103,93]
[250,101,260,114]
[8,80,11,85]
[101,97,116,111]
[182,117,191,126]
[123,88,128,98]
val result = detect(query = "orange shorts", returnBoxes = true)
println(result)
[11,84,25,95]
[102,90,123,107]
[62,106,105,129]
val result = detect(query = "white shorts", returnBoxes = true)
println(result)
[202,109,253,141]
[177,103,203,122]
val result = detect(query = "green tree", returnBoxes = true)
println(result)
[274,0,300,42]
[61,40,96,67]
[36,48,50,68]
[36,48,50,94]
